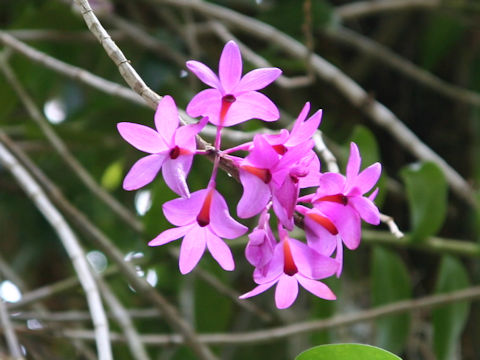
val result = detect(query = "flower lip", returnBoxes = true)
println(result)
[306,212,338,235]
[169,146,180,159]
[316,194,348,205]
[283,238,298,276]
[241,165,272,184]
[196,188,214,227]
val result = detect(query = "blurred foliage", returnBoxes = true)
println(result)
[1,0,480,359]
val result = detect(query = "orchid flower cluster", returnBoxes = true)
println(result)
[117,41,382,309]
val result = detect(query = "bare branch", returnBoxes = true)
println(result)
[335,0,440,20]
[0,132,112,360]
[0,54,143,233]
[38,285,480,346]
[0,299,24,360]
[324,26,480,107]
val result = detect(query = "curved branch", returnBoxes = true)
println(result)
[335,0,440,20]
[0,133,112,360]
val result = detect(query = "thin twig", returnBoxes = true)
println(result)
[0,132,218,360]
[0,299,24,360]
[96,277,150,360]
[11,309,160,322]
[5,29,125,42]
[0,132,112,360]
[0,54,143,233]
[72,0,161,109]
[37,285,480,345]
[335,0,440,20]
[379,213,404,238]
[324,26,480,107]
[0,31,146,107]
[313,131,339,173]
[159,0,476,208]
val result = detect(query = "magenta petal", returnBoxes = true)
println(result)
[346,142,361,182]
[237,171,271,218]
[186,60,220,89]
[175,117,209,152]
[288,109,322,147]
[298,152,321,188]
[245,228,275,268]
[275,275,299,309]
[289,238,338,279]
[186,89,222,125]
[304,218,337,256]
[222,92,279,126]
[253,242,284,284]
[316,173,346,196]
[210,190,247,238]
[235,68,282,92]
[247,135,279,168]
[117,122,167,153]
[239,281,276,299]
[161,156,192,198]
[179,226,207,274]
[349,196,380,225]
[148,225,190,246]
[354,163,382,194]
[154,96,178,145]
[123,154,166,191]
[329,203,361,250]
[297,275,336,300]
[206,231,235,271]
[163,189,207,226]
[219,41,242,93]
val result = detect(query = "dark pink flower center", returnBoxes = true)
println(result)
[169,146,180,159]
[283,239,298,276]
[272,144,287,155]
[306,212,338,235]
[196,188,214,227]
[316,194,348,205]
[219,94,236,124]
[241,165,272,184]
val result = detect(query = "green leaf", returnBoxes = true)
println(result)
[101,160,124,191]
[372,247,411,354]
[400,162,447,241]
[433,255,470,360]
[295,344,402,360]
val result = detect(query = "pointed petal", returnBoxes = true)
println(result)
[298,152,321,188]
[219,41,242,93]
[175,117,209,152]
[117,122,166,153]
[154,96,178,145]
[186,60,220,89]
[354,162,382,194]
[161,157,192,198]
[316,173,346,196]
[326,203,362,250]
[210,190,247,238]
[346,142,361,183]
[275,275,299,309]
[288,109,322,147]
[349,196,380,225]
[163,189,207,226]
[179,226,207,274]
[289,237,338,279]
[148,225,190,246]
[235,68,282,92]
[297,275,336,300]
[237,171,271,218]
[123,154,165,190]
[186,89,222,125]
[247,135,279,168]
[206,231,235,271]
[221,92,279,126]
[239,281,276,299]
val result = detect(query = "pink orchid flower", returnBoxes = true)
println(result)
[117,96,207,198]
[236,134,313,229]
[148,186,247,274]
[186,40,281,127]
[312,142,381,251]
[240,227,338,309]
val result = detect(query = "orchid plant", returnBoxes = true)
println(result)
[117,40,382,309]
